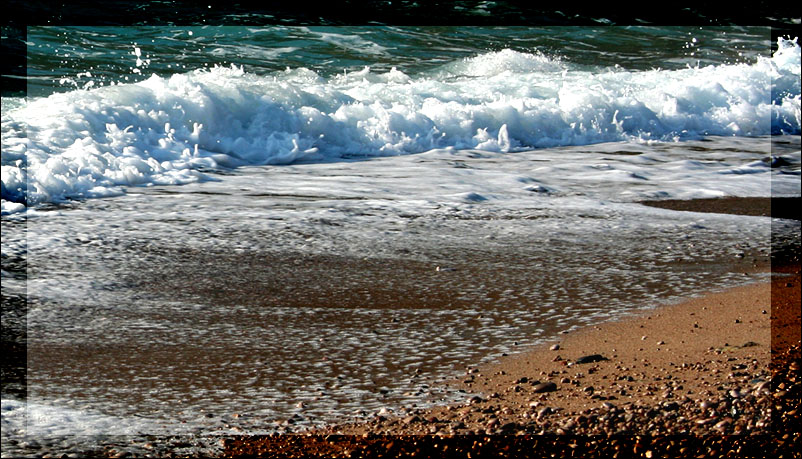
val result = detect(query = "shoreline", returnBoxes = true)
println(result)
[3,196,798,458]
[223,197,800,458]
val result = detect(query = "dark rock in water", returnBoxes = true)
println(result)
[575,354,609,364]
[533,381,558,393]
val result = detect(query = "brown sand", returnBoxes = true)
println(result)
[221,197,800,458]
[642,196,800,221]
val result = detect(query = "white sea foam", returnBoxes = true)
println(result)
[0,397,235,456]
[1,38,799,214]
[1,398,154,438]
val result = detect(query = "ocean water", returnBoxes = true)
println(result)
[2,26,801,456]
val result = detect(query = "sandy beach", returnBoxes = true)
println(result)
[222,197,800,459]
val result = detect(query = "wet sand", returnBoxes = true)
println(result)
[642,196,800,221]
[223,197,800,458]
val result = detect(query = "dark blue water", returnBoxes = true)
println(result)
[18,25,777,98]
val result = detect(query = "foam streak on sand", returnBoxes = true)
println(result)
[223,198,801,458]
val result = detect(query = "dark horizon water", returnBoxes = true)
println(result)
[11,25,787,98]
[2,0,800,96]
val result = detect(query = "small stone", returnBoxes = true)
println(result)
[696,417,717,425]
[575,354,608,364]
[500,421,519,432]
[532,381,558,393]
[662,401,680,411]
[714,417,733,431]
[753,381,770,393]
[550,344,561,351]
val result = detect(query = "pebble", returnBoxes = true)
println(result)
[575,354,608,364]
[696,417,717,425]
[729,389,744,399]
[500,421,519,432]
[714,417,733,431]
[662,401,680,411]
[533,381,558,393]
[550,344,561,351]
[753,380,771,394]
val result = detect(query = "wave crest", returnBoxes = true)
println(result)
[2,39,799,213]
